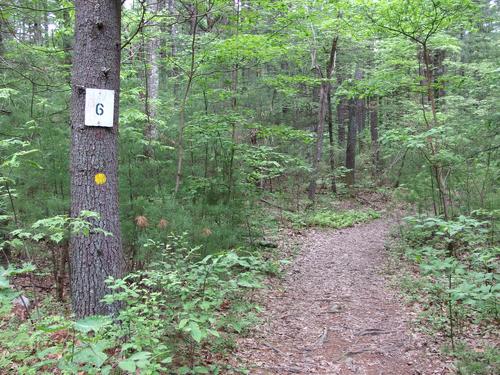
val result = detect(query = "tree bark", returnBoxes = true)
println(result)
[227,1,240,201]
[422,43,449,219]
[0,15,4,57]
[369,97,380,176]
[308,36,338,201]
[433,49,446,100]
[144,0,163,154]
[175,6,198,193]
[167,0,179,97]
[70,0,124,318]
[337,98,347,146]
[345,68,363,187]
[345,99,357,186]
[168,0,177,55]
[32,18,43,45]
[327,88,337,193]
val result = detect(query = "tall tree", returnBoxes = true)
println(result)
[327,86,337,193]
[369,97,380,176]
[337,97,348,146]
[174,2,200,194]
[0,15,4,58]
[345,98,357,186]
[308,36,338,201]
[345,68,363,187]
[70,0,124,318]
[365,0,476,218]
[144,0,164,155]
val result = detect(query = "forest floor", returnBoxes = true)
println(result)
[226,214,454,375]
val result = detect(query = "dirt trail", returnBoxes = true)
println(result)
[228,218,449,374]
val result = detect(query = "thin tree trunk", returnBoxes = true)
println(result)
[227,1,240,201]
[56,244,69,301]
[175,9,198,193]
[33,17,42,45]
[308,83,328,200]
[345,99,357,187]
[355,70,364,154]
[308,36,338,201]
[168,0,179,97]
[345,68,363,188]
[0,17,3,57]
[70,0,124,318]
[327,88,337,193]
[369,97,380,177]
[422,43,449,219]
[144,0,163,155]
[43,7,49,44]
[337,98,347,146]
[433,49,446,100]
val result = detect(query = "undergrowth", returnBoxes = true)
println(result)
[0,234,283,374]
[392,210,499,375]
[284,208,380,229]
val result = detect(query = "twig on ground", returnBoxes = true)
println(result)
[263,342,287,356]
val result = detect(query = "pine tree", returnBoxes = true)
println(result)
[69,0,124,318]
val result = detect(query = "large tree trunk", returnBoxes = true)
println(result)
[70,0,124,318]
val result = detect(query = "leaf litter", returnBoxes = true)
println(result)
[225,216,453,374]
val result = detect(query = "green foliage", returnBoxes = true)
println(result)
[445,342,500,375]
[285,208,380,229]
[308,209,381,228]
[0,234,277,373]
[395,212,499,372]
[1,0,499,372]
[0,263,36,308]
[1,211,108,261]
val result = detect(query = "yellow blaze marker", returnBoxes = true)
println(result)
[94,173,107,185]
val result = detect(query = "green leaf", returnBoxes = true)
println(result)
[74,315,111,333]
[129,351,151,361]
[0,274,9,289]
[73,345,108,367]
[194,366,210,374]
[118,359,136,372]
[188,321,203,343]
[208,328,220,338]
[178,318,189,329]
[237,275,262,288]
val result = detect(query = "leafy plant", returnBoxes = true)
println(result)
[395,212,499,371]
[0,234,275,373]
[285,209,380,229]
